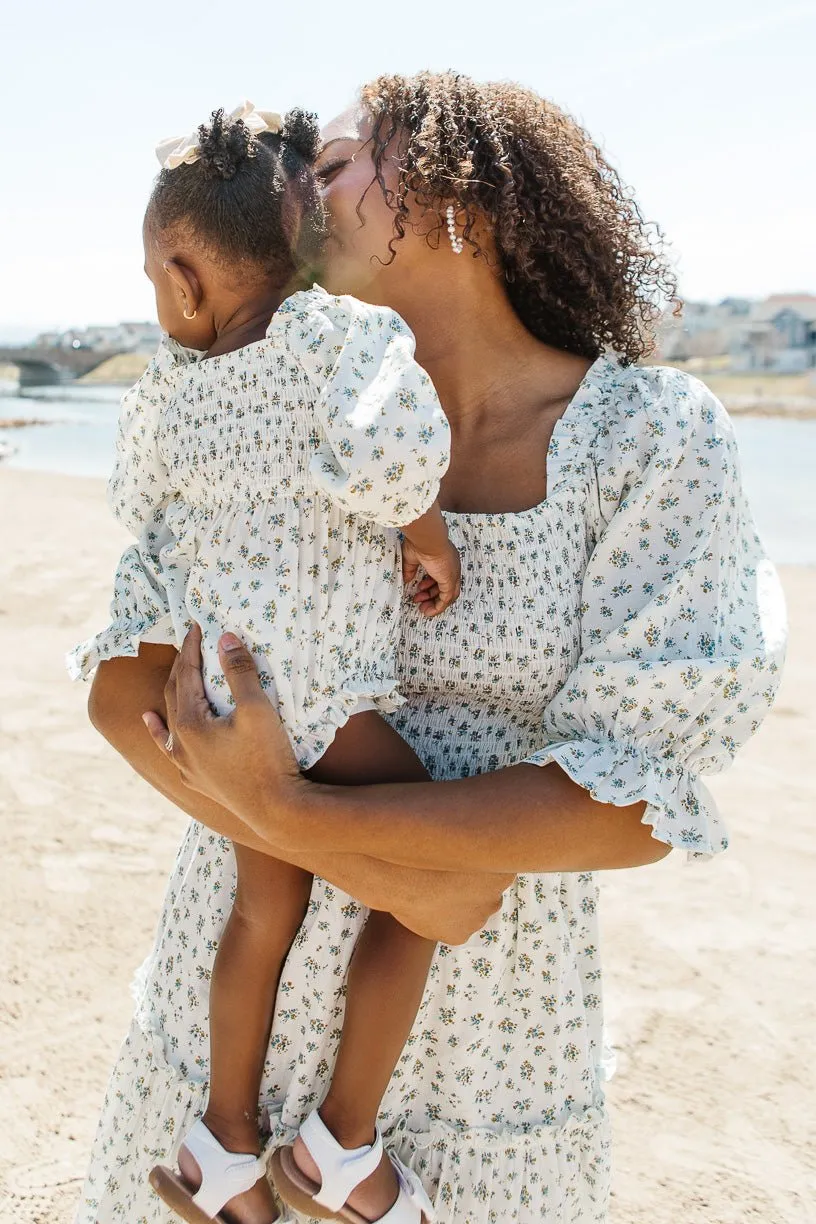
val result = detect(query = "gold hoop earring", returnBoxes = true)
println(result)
[183,306,197,320]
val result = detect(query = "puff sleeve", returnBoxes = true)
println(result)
[527,366,787,859]
[272,288,450,526]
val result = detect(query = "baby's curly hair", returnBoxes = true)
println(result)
[146,107,325,286]
[361,72,678,363]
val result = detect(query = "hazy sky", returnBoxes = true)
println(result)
[1,0,813,336]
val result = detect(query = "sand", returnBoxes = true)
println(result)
[0,466,814,1224]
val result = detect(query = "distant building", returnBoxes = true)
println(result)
[657,294,816,371]
[657,298,751,361]
[33,321,162,353]
[730,295,816,372]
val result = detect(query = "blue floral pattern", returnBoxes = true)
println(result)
[68,287,450,767]
[74,356,785,1224]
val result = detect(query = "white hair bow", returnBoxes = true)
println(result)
[155,100,283,170]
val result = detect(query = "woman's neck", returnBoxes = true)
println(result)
[403,275,592,436]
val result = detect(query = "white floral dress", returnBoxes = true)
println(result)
[69,287,450,766]
[75,357,786,1224]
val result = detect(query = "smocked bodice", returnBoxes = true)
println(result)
[390,492,592,776]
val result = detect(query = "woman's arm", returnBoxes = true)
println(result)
[90,647,513,944]
[303,763,660,874]
[143,629,668,875]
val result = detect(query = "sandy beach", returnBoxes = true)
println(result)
[1,466,814,1224]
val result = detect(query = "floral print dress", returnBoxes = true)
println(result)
[69,287,450,766]
[74,356,786,1224]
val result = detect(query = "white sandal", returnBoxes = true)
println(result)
[149,1119,271,1224]
[270,1110,434,1224]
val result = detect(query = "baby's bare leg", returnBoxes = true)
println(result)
[180,846,312,1224]
[204,846,313,1145]
[293,714,437,1219]
[320,908,436,1139]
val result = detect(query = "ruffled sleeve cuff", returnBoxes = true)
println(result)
[67,611,174,681]
[525,738,729,861]
[66,543,175,681]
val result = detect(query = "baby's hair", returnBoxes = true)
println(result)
[146,107,325,285]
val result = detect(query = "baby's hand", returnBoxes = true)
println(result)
[402,538,462,617]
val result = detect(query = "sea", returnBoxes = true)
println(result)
[1,381,815,565]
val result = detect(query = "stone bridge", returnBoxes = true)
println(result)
[0,346,123,387]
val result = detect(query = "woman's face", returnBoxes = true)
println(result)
[315,106,439,310]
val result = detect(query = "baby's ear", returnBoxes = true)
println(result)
[281,109,321,163]
[162,259,202,314]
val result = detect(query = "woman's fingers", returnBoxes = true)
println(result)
[141,709,173,757]
[172,624,215,723]
[163,622,202,729]
[217,633,267,706]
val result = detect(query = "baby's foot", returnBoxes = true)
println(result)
[178,1119,278,1224]
[292,1120,399,1223]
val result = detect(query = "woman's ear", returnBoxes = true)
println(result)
[162,259,203,317]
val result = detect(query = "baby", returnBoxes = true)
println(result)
[70,102,460,1224]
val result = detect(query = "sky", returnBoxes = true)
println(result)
[1,0,814,339]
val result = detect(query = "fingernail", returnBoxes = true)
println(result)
[221,633,242,651]
[141,713,151,727]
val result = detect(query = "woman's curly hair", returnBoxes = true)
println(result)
[361,72,678,363]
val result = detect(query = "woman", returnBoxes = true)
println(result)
[79,72,786,1224]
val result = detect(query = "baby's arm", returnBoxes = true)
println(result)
[398,502,461,616]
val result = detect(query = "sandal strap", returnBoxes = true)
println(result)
[377,1153,436,1224]
[183,1119,266,1218]
[300,1110,384,1214]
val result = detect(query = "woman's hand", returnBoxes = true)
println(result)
[141,624,305,842]
[92,642,510,943]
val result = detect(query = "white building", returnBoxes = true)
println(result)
[656,298,752,361]
[34,321,162,353]
[730,295,816,372]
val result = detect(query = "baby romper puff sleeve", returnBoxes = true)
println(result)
[67,337,202,679]
[527,364,787,859]
[271,287,451,527]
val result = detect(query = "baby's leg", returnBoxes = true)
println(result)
[179,846,312,1224]
[204,845,313,1146]
[316,911,436,1219]
[289,715,436,1220]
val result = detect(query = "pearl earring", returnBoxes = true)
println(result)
[446,204,464,255]
[183,306,197,320]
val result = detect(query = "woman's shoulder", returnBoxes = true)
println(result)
[550,354,732,492]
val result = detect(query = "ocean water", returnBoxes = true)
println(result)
[2,383,815,565]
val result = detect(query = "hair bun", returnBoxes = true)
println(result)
[197,108,254,180]
[281,109,321,163]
